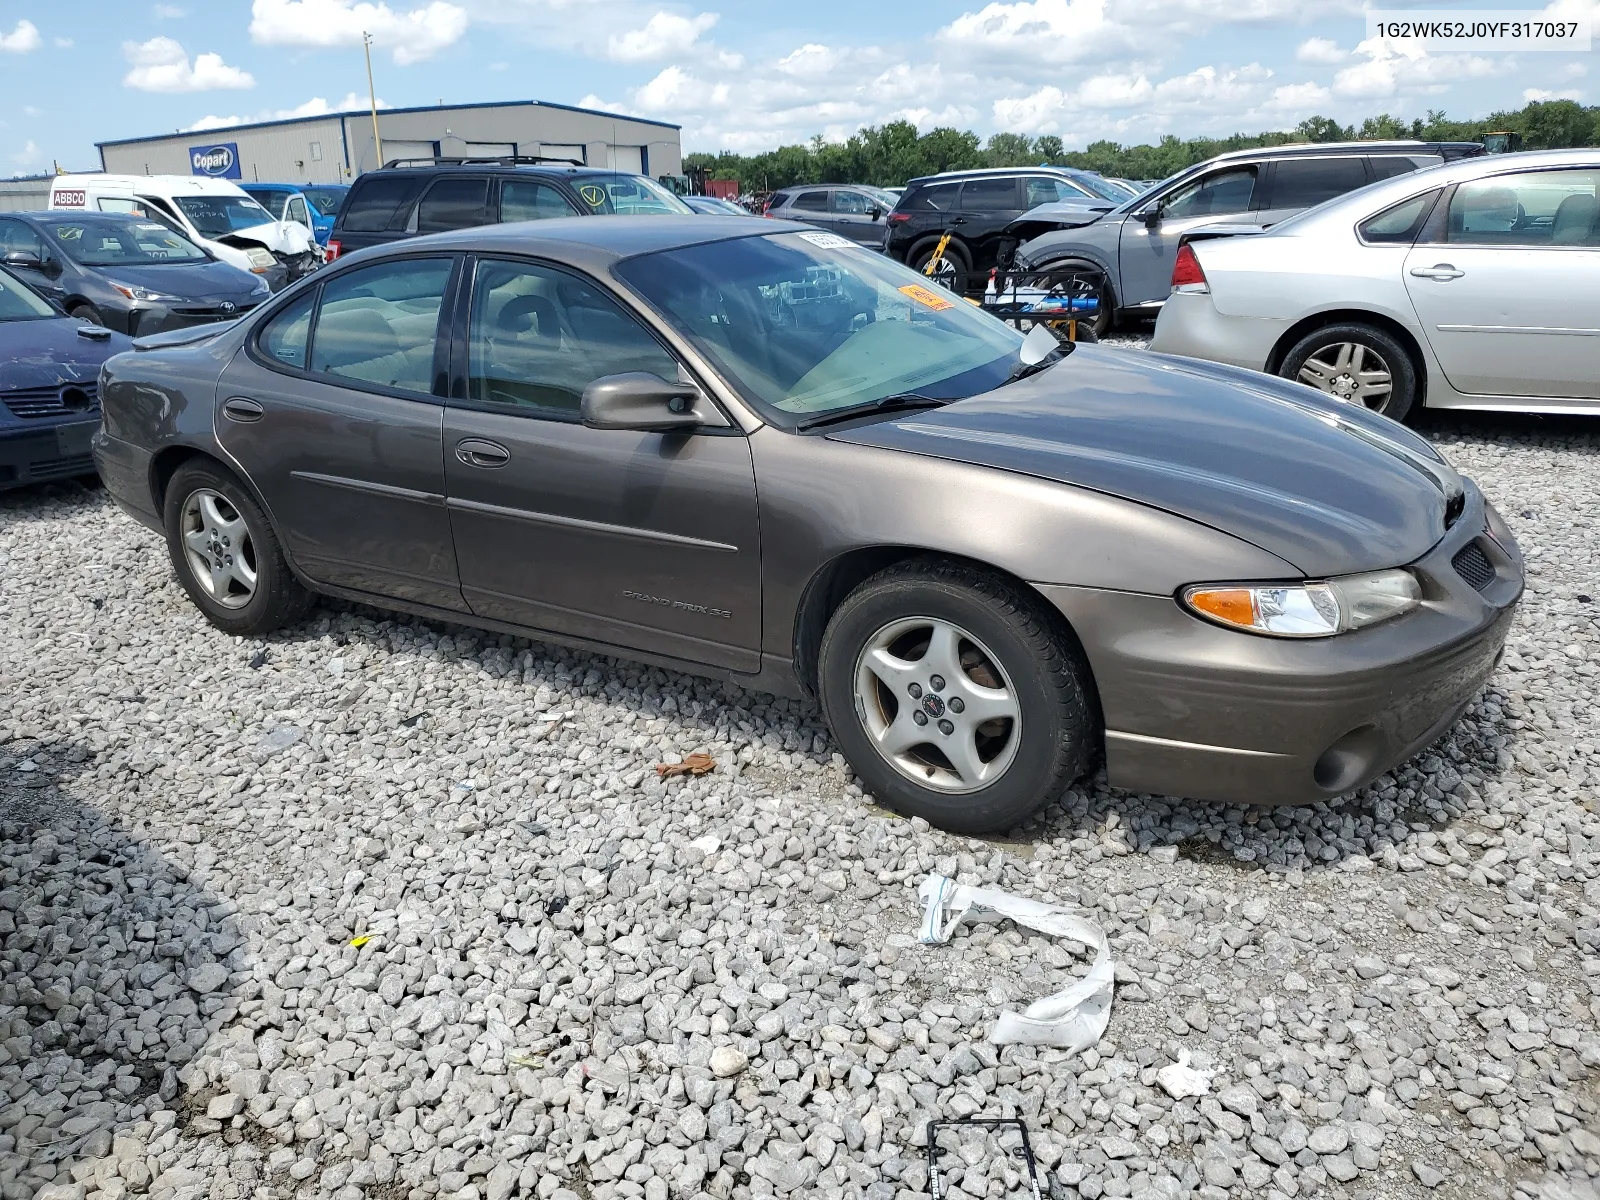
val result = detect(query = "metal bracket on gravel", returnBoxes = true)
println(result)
[918,874,1114,1050]
[926,1118,1044,1200]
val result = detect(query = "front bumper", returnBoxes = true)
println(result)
[1038,488,1523,806]
[122,299,265,339]
[0,418,101,490]
[1149,291,1284,372]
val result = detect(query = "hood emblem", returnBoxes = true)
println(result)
[219,301,237,313]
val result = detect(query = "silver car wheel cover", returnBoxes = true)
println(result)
[1296,341,1393,413]
[180,489,258,610]
[852,616,1022,795]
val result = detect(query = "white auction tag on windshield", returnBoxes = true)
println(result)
[796,231,855,249]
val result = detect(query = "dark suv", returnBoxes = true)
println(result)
[883,168,1122,281]
[326,157,693,259]
[763,185,901,247]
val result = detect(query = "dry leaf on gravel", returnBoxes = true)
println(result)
[655,751,716,778]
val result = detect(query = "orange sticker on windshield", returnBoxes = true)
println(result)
[898,283,955,311]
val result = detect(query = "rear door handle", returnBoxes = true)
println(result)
[221,397,264,423]
[1410,264,1464,281]
[456,438,510,468]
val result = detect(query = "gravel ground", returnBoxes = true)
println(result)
[2,358,1598,1200]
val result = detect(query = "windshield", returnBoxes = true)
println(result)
[49,220,208,266]
[169,195,276,237]
[0,267,54,321]
[572,173,694,215]
[301,187,347,217]
[1072,174,1137,202]
[615,231,1025,425]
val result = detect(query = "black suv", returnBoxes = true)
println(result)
[326,157,693,259]
[882,167,1122,282]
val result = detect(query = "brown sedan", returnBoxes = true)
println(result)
[93,216,1522,832]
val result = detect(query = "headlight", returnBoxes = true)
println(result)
[1182,568,1421,638]
[110,281,179,302]
[246,247,276,270]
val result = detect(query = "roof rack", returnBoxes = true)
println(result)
[380,155,586,169]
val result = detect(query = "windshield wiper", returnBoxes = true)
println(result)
[795,393,949,431]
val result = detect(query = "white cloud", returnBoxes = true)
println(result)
[187,92,384,131]
[1296,36,1345,64]
[10,140,42,168]
[937,0,1139,66]
[1268,80,1332,109]
[123,37,257,92]
[776,43,842,77]
[0,19,41,53]
[1332,36,1505,100]
[53,37,73,48]
[155,4,188,16]
[634,65,730,112]
[249,0,468,65]
[607,11,717,63]
[1524,87,1583,102]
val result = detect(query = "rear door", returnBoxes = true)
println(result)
[1119,164,1260,307]
[1404,167,1600,399]
[441,255,762,671]
[214,254,467,610]
[954,176,1024,272]
[787,189,831,231]
[331,174,428,253]
[409,176,493,235]
[1256,155,1370,226]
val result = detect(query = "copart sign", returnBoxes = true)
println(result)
[189,142,241,179]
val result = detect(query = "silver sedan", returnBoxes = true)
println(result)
[1150,148,1600,422]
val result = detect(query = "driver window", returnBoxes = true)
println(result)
[287,196,311,226]
[465,259,679,420]
[1447,169,1599,246]
[0,219,44,257]
[1161,166,1258,219]
[832,191,870,215]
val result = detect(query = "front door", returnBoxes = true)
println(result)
[215,254,467,610]
[831,189,885,246]
[442,256,762,672]
[1119,164,1261,307]
[0,218,65,304]
[1403,167,1600,400]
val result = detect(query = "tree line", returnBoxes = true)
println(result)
[684,99,1600,192]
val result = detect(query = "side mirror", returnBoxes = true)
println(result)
[868,207,883,220]
[3,250,44,271]
[1139,205,1163,228]
[582,372,715,431]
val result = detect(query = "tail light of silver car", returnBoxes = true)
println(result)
[1171,243,1209,294]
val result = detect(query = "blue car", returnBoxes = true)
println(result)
[0,265,131,489]
[239,183,348,247]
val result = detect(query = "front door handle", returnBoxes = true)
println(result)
[221,397,264,423]
[1410,264,1464,281]
[456,438,510,468]
[948,216,967,226]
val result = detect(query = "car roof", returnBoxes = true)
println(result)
[349,214,785,268]
[21,210,160,225]
[904,166,1095,187]
[356,164,644,181]
[1199,139,1480,166]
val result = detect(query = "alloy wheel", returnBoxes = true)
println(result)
[852,616,1021,794]
[1296,341,1393,413]
[180,488,258,610]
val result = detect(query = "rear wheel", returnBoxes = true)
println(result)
[1279,322,1416,423]
[1027,262,1114,338]
[910,241,969,293]
[163,460,313,636]
[818,559,1096,833]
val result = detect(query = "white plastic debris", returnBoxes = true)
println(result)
[917,874,1114,1051]
[1155,1050,1214,1099]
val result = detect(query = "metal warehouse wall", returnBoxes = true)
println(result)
[100,117,348,184]
[0,179,52,213]
[98,103,682,186]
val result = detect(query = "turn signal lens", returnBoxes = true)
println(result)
[1181,569,1419,638]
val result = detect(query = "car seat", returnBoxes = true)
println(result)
[1551,193,1598,246]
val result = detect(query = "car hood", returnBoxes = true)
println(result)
[1004,201,1113,235]
[829,347,1464,577]
[214,221,315,255]
[0,317,132,391]
[92,260,263,301]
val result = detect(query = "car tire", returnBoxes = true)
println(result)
[910,240,970,294]
[1279,322,1416,423]
[68,303,104,326]
[1031,260,1114,338]
[163,460,313,637]
[818,558,1096,834]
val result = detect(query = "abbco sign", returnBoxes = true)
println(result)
[189,142,241,179]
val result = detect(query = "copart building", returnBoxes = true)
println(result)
[93,99,682,185]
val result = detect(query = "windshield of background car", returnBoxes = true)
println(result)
[615,231,1025,424]
[571,174,694,215]
[1072,174,1137,202]
[169,195,276,237]
[302,188,347,217]
[49,221,208,266]
[0,267,54,321]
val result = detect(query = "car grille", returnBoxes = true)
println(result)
[171,302,255,319]
[1,382,99,420]
[1452,540,1495,592]
[28,453,96,482]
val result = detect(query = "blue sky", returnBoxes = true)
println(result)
[1,0,1594,173]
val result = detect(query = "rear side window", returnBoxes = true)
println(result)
[1358,191,1440,244]
[904,182,961,212]
[1370,156,1435,181]
[257,290,315,369]
[793,191,829,212]
[1269,158,1369,209]
[959,177,1021,211]
[339,176,426,232]
[415,178,490,234]
[309,257,453,394]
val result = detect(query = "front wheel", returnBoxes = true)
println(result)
[818,560,1096,833]
[68,303,103,326]
[1278,322,1416,423]
[163,460,313,636]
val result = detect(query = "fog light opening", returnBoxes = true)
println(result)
[1313,725,1384,793]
